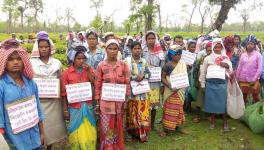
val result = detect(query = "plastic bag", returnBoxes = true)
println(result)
[248,102,264,133]
[0,134,9,150]
[240,102,260,124]
[227,80,245,119]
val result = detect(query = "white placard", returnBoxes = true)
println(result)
[181,50,197,65]
[206,65,226,80]
[149,67,161,82]
[66,82,92,103]
[101,83,126,102]
[34,78,60,98]
[130,79,151,95]
[170,72,189,89]
[6,95,39,134]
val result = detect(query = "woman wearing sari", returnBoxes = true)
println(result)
[61,45,96,149]
[159,45,187,136]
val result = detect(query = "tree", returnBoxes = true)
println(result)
[209,0,242,31]
[2,0,18,33]
[198,0,210,33]
[239,8,249,32]
[156,3,162,33]
[182,0,199,32]
[17,0,29,29]
[29,0,43,26]
[65,7,75,31]
[90,15,103,30]
[90,0,104,16]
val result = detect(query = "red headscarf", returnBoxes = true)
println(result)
[224,36,234,59]
[0,39,33,79]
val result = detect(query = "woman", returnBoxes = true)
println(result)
[30,31,67,150]
[123,36,133,59]
[223,36,234,60]
[61,45,96,149]
[232,35,244,70]
[159,45,187,136]
[95,39,130,150]
[200,38,232,131]
[142,31,164,130]
[193,41,212,123]
[126,41,151,142]
[85,30,105,70]
[0,39,45,149]
[236,35,262,104]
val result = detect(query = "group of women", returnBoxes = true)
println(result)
[0,29,263,150]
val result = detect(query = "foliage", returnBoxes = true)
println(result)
[90,15,103,30]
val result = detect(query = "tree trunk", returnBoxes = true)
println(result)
[145,0,154,32]
[188,0,198,32]
[20,13,24,29]
[157,4,162,33]
[211,0,235,31]
[243,20,246,32]
[8,10,12,33]
[201,19,204,33]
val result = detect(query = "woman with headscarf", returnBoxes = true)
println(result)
[223,36,234,60]
[0,39,45,149]
[95,39,130,150]
[232,35,244,70]
[61,45,96,149]
[159,45,187,136]
[125,41,151,142]
[236,35,262,104]
[200,38,232,132]
[123,36,133,59]
[76,32,88,48]
[30,31,67,150]
[32,31,56,56]
[192,41,212,123]
[142,31,165,130]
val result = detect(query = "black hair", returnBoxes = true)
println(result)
[74,46,87,60]
[188,41,196,48]
[37,39,51,47]
[85,31,98,40]
[145,32,156,40]
[130,41,141,49]
[234,35,241,43]
[174,35,183,41]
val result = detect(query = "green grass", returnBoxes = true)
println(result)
[125,109,264,150]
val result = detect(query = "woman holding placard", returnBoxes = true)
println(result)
[200,38,232,132]
[125,41,151,142]
[236,35,262,104]
[95,39,130,150]
[142,31,165,130]
[159,45,188,136]
[30,31,67,150]
[61,45,96,149]
[0,39,45,149]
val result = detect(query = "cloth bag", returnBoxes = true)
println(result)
[227,80,245,119]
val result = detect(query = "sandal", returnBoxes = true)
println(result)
[223,124,230,132]
[179,128,188,135]
[157,130,167,137]
[210,123,216,129]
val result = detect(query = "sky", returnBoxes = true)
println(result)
[0,0,263,27]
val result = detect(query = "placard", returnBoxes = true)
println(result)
[130,79,151,95]
[34,78,60,98]
[170,72,189,89]
[181,50,197,65]
[149,67,162,82]
[206,65,226,80]
[101,83,126,102]
[66,82,92,103]
[6,95,39,134]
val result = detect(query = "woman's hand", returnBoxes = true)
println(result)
[64,110,70,121]
[220,62,229,69]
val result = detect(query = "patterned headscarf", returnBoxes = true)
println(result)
[142,31,164,60]
[167,45,183,61]
[223,36,234,59]
[242,35,258,47]
[0,39,33,79]
[31,31,56,57]
[67,44,88,64]
[212,38,229,65]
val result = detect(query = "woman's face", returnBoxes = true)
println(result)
[106,44,119,60]
[128,39,133,46]
[87,34,98,47]
[78,34,84,41]
[234,37,240,45]
[131,45,142,57]
[206,47,212,55]
[246,41,255,51]
[213,43,223,54]
[6,52,24,73]
[74,52,86,68]
[171,53,181,63]
[188,43,196,53]
[146,34,156,47]
[38,40,50,58]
